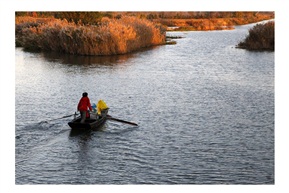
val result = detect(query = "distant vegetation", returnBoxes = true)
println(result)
[237,21,274,51]
[15,12,274,55]
[16,11,274,30]
[154,12,273,31]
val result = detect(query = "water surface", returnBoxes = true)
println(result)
[16,21,274,184]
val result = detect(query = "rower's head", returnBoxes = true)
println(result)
[82,92,88,97]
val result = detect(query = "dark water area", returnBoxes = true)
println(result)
[15,21,274,184]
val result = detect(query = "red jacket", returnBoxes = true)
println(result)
[77,96,92,112]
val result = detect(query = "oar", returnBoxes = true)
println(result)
[42,113,77,123]
[107,115,138,126]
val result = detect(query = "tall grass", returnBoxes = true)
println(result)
[237,21,274,51]
[158,14,274,31]
[16,16,166,55]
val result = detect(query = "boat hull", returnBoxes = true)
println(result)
[68,109,108,131]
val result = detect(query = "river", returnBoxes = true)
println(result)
[15,21,274,184]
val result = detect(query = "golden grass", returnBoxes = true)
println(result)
[16,16,166,55]
[156,14,274,31]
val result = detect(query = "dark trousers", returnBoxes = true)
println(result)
[80,111,86,123]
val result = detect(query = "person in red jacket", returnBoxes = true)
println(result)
[77,92,92,123]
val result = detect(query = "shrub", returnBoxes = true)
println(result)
[237,21,274,51]
[15,16,166,55]
[15,16,55,47]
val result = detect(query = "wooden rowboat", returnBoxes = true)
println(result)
[68,109,108,131]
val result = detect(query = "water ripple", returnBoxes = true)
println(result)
[16,24,274,184]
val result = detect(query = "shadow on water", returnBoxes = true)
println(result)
[69,128,92,137]
[68,121,138,138]
[68,123,108,137]
[41,51,136,66]
[21,45,162,67]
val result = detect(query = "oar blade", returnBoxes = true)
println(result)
[107,115,138,126]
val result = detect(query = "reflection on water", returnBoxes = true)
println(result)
[16,22,274,184]
[40,45,161,66]
[42,50,135,66]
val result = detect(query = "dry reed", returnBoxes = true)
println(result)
[16,16,166,55]
[237,21,274,51]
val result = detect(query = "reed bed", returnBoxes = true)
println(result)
[237,21,274,51]
[158,16,273,31]
[16,16,166,55]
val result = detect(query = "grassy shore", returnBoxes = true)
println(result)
[16,16,166,55]
[237,21,274,51]
[157,14,274,31]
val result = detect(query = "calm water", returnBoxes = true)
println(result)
[15,21,274,184]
